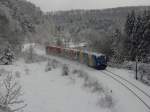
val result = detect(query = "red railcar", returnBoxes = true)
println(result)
[46,46,61,55]
[46,45,107,70]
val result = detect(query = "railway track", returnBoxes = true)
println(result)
[45,52,150,111]
[100,69,150,111]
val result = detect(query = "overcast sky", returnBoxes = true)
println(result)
[27,0,150,12]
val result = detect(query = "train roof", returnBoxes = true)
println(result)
[47,45,105,57]
[84,51,105,57]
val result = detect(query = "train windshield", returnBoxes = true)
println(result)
[97,55,107,64]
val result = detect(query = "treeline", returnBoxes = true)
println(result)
[47,6,150,41]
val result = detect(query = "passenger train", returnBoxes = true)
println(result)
[46,46,107,70]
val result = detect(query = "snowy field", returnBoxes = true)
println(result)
[0,60,114,112]
[0,44,150,112]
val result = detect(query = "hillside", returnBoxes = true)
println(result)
[1,2,149,48]
[47,6,150,41]
[0,0,48,51]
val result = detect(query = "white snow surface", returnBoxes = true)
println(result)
[40,55,150,112]
[0,43,150,112]
[22,43,36,52]
[0,60,112,112]
[20,62,110,112]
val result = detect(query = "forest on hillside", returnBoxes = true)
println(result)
[0,0,150,64]
[0,0,53,53]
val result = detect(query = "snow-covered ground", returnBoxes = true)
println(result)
[40,55,150,112]
[108,67,150,94]
[0,60,113,112]
[0,44,150,112]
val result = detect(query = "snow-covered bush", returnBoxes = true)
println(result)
[45,59,61,72]
[45,60,52,72]
[62,64,69,76]
[72,69,104,93]
[122,61,135,70]
[138,63,150,85]
[72,69,79,74]
[84,78,104,93]
[0,47,15,65]
[98,93,114,108]
[0,73,26,112]
[51,59,59,69]
[72,69,114,108]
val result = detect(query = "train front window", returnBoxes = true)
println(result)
[97,56,106,64]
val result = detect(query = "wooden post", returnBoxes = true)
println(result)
[135,56,138,80]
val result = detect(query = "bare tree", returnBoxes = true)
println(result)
[0,73,27,112]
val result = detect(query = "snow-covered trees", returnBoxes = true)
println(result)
[124,10,150,62]
[111,29,125,63]
[113,10,150,80]
[109,10,150,64]
[0,0,45,54]
[125,11,136,37]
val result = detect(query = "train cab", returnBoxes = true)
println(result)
[95,54,107,70]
